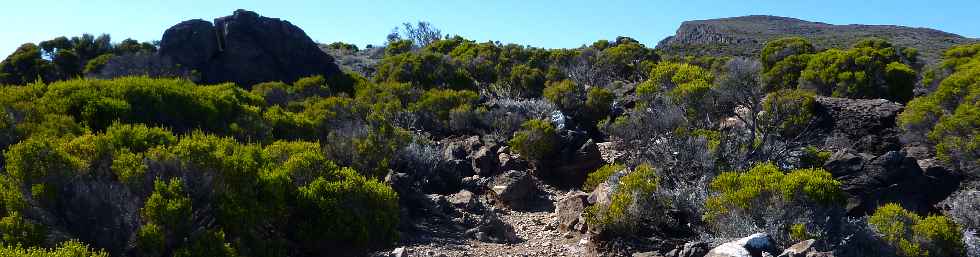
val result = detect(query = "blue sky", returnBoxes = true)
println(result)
[1,0,978,57]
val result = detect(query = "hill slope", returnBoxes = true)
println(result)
[655,15,977,64]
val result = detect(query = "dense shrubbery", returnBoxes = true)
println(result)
[899,43,980,172]
[869,204,965,257]
[509,118,559,163]
[758,37,919,102]
[705,162,845,244]
[0,240,108,257]
[0,34,155,84]
[586,164,662,236]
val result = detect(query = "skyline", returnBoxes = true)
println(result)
[2,0,979,57]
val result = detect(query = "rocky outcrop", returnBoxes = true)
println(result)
[704,233,779,257]
[824,149,961,216]
[538,131,606,187]
[159,9,342,87]
[656,15,976,64]
[813,96,904,155]
[490,170,537,210]
[555,191,590,233]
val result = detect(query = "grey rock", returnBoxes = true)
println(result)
[464,212,519,243]
[471,145,499,177]
[814,96,904,155]
[704,233,779,257]
[555,191,590,233]
[160,9,342,87]
[778,239,816,257]
[490,170,536,210]
[824,149,961,215]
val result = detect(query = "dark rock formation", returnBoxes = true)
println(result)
[159,9,342,87]
[490,170,536,210]
[814,96,904,155]
[656,15,977,64]
[823,149,961,216]
[555,191,589,233]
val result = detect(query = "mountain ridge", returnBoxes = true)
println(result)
[656,15,978,64]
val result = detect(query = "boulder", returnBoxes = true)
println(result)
[448,189,479,212]
[160,9,342,87]
[490,170,536,210]
[777,239,816,257]
[471,144,499,176]
[555,191,590,233]
[704,233,779,257]
[813,97,903,155]
[823,149,961,215]
[663,241,711,257]
[498,152,530,173]
[464,212,519,243]
[540,138,605,186]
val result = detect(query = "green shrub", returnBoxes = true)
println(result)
[587,164,660,236]
[761,37,816,71]
[506,64,546,97]
[141,178,192,233]
[543,80,582,113]
[0,240,108,257]
[385,39,413,56]
[83,53,114,75]
[295,168,399,253]
[869,203,966,257]
[508,118,559,162]
[899,44,980,171]
[761,89,817,138]
[4,137,82,190]
[799,38,918,102]
[584,164,624,192]
[0,211,45,246]
[705,162,844,225]
[409,88,480,131]
[800,146,832,168]
[374,52,473,90]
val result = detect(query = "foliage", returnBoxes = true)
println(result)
[508,118,559,162]
[899,43,980,171]
[0,240,108,257]
[584,164,624,192]
[799,38,918,102]
[374,51,473,90]
[761,37,816,71]
[705,162,844,244]
[0,211,45,246]
[869,203,966,257]
[587,164,661,236]
[761,89,817,138]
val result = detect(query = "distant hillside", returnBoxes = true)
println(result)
[656,15,978,64]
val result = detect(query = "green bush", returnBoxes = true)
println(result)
[761,89,817,138]
[506,64,546,97]
[295,168,399,254]
[799,38,918,102]
[869,203,966,257]
[508,118,559,162]
[374,51,473,90]
[409,88,480,131]
[584,164,624,192]
[800,146,832,168]
[899,44,980,171]
[761,37,816,71]
[586,164,660,236]
[705,162,843,222]
[0,211,45,246]
[385,39,413,56]
[543,80,583,113]
[0,240,108,257]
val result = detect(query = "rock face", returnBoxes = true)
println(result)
[555,191,590,233]
[656,15,977,64]
[823,149,961,215]
[704,233,779,257]
[159,9,342,87]
[814,96,904,155]
[490,170,536,210]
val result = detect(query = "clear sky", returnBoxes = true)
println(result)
[1,0,978,57]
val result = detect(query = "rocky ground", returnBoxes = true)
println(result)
[372,183,597,257]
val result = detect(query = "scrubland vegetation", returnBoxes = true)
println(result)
[0,16,977,257]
